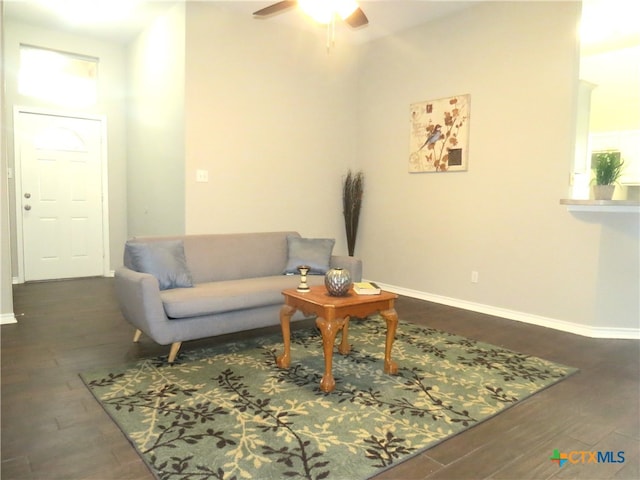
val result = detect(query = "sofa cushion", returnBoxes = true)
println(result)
[160,275,325,319]
[283,236,335,275]
[128,232,299,284]
[125,240,193,290]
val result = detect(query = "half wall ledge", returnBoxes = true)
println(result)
[560,199,640,213]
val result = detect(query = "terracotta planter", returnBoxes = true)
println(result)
[592,184,615,200]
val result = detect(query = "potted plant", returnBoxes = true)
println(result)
[591,151,624,200]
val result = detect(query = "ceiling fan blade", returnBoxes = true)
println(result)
[253,1,297,17]
[345,7,368,28]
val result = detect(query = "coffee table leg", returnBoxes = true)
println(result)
[277,304,296,368]
[316,316,348,393]
[380,308,399,374]
[338,315,351,355]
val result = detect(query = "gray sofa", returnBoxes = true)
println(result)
[114,231,362,362]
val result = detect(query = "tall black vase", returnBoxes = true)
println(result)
[343,170,364,256]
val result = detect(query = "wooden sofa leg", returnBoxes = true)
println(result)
[168,342,182,363]
[133,329,142,342]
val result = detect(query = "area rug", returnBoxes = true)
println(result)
[81,317,577,480]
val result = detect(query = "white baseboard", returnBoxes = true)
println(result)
[12,272,115,284]
[373,281,640,340]
[0,313,18,325]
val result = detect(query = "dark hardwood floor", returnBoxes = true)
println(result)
[1,277,638,479]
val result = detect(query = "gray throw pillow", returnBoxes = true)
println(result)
[283,236,335,275]
[125,240,193,290]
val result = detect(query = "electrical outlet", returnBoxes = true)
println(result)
[471,271,479,283]
[196,169,209,182]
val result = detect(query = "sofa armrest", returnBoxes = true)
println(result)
[330,255,362,282]
[114,266,173,344]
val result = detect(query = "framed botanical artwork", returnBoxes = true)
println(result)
[409,94,470,172]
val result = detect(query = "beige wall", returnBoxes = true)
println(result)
[2,19,129,277]
[127,3,186,236]
[356,1,638,335]
[183,3,359,255]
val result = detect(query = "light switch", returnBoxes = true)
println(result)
[196,169,209,182]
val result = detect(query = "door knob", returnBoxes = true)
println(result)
[24,193,31,199]
[24,205,31,211]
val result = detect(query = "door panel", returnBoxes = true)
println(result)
[17,112,105,281]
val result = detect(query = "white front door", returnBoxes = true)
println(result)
[15,110,107,281]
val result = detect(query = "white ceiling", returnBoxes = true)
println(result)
[3,0,181,44]
[226,1,476,44]
[3,1,638,49]
[2,1,475,45]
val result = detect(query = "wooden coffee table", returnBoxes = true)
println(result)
[276,285,399,393]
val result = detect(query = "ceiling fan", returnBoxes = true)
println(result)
[253,1,369,28]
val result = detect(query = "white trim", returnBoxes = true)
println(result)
[13,107,25,284]
[0,313,18,325]
[13,273,114,284]
[12,106,110,282]
[99,117,111,276]
[372,281,640,340]
[566,205,640,213]
[560,199,640,213]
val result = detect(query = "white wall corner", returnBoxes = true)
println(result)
[375,282,640,341]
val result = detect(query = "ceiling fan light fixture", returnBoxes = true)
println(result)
[298,0,359,24]
[335,0,359,20]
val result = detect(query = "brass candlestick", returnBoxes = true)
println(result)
[297,265,311,292]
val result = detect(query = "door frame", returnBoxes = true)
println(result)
[12,106,110,283]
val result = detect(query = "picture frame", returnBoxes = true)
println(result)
[409,94,470,173]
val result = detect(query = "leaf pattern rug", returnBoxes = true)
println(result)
[81,317,577,480]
